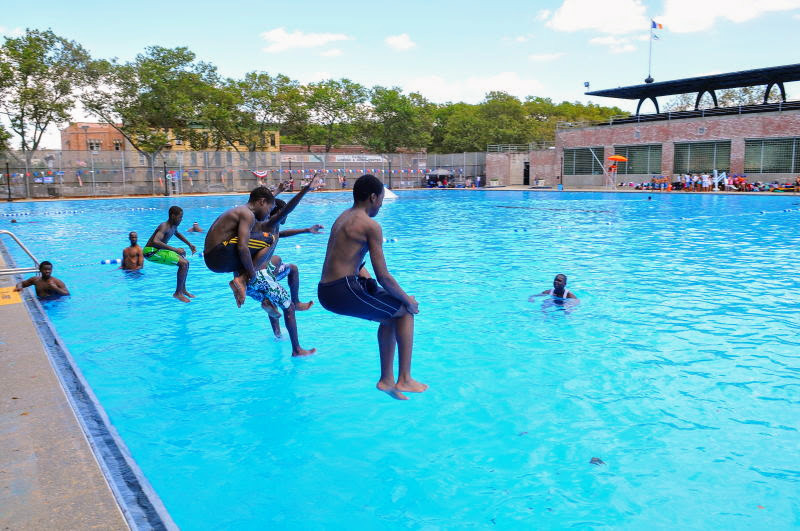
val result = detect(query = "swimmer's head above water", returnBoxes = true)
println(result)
[553,273,568,297]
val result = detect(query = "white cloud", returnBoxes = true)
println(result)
[403,72,544,104]
[794,12,800,19]
[659,0,800,32]
[385,33,416,51]
[528,52,565,62]
[536,9,552,21]
[547,0,649,34]
[0,26,24,37]
[320,49,342,57]
[589,36,636,53]
[260,28,351,53]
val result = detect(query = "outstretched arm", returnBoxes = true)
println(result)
[255,177,323,232]
[278,224,324,238]
[14,277,36,291]
[367,223,417,314]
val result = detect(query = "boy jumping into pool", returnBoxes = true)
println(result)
[318,174,426,400]
[144,206,196,302]
[204,178,322,307]
[244,198,323,356]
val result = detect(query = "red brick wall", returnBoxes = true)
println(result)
[556,110,800,184]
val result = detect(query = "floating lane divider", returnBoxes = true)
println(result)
[382,237,399,243]
[1,209,84,216]
[100,259,122,265]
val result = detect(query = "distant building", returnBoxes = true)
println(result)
[60,123,280,152]
[487,64,800,187]
[61,122,126,152]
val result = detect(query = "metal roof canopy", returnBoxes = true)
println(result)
[586,63,800,115]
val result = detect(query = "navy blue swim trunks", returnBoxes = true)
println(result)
[318,276,403,322]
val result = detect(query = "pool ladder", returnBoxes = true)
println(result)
[0,230,40,276]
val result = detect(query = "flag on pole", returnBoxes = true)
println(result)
[651,20,663,29]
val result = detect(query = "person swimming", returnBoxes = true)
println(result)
[528,273,578,302]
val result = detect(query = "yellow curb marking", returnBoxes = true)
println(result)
[0,286,22,305]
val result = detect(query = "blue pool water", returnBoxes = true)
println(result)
[3,190,800,529]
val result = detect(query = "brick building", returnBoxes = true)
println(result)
[487,64,800,187]
[61,122,126,152]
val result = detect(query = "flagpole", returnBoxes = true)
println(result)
[646,22,653,83]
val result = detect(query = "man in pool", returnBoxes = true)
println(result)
[15,261,70,299]
[204,178,322,307]
[528,273,579,301]
[144,206,196,302]
[187,222,204,233]
[318,174,426,400]
[121,231,144,270]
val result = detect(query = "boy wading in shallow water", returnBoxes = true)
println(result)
[143,206,196,302]
[318,174,427,400]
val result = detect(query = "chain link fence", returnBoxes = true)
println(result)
[0,150,486,199]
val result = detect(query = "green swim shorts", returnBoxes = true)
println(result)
[143,246,181,266]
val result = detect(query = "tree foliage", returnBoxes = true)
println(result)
[83,46,219,159]
[0,28,93,160]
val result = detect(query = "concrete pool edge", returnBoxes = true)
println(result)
[0,242,177,531]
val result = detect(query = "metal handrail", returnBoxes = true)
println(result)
[0,230,40,276]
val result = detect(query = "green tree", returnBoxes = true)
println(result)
[305,78,367,152]
[0,28,93,167]
[360,86,433,153]
[83,46,219,181]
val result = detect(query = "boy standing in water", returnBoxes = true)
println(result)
[318,174,426,400]
[143,206,196,302]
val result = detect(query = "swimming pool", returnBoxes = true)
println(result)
[3,190,799,529]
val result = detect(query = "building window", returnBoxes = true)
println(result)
[113,140,122,151]
[744,138,800,173]
[174,139,183,145]
[270,133,277,147]
[562,147,604,175]
[613,144,662,175]
[88,139,101,151]
[673,140,731,174]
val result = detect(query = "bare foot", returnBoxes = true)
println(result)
[395,378,428,393]
[173,292,191,303]
[294,300,314,311]
[292,347,317,357]
[183,290,196,298]
[377,380,409,400]
[261,301,282,318]
[229,277,246,307]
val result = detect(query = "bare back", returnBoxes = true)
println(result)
[320,207,380,282]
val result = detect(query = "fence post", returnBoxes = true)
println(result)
[5,162,11,202]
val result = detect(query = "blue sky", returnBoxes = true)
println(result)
[3,0,800,148]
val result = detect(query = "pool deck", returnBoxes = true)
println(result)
[0,253,128,530]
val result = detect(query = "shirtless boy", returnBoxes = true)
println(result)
[204,179,321,307]
[143,206,196,302]
[121,231,144,270]
[15,261,70,299]
[528,273,579,301]
[318,174,426,400]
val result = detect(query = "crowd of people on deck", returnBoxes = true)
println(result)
[621,174,800,192]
